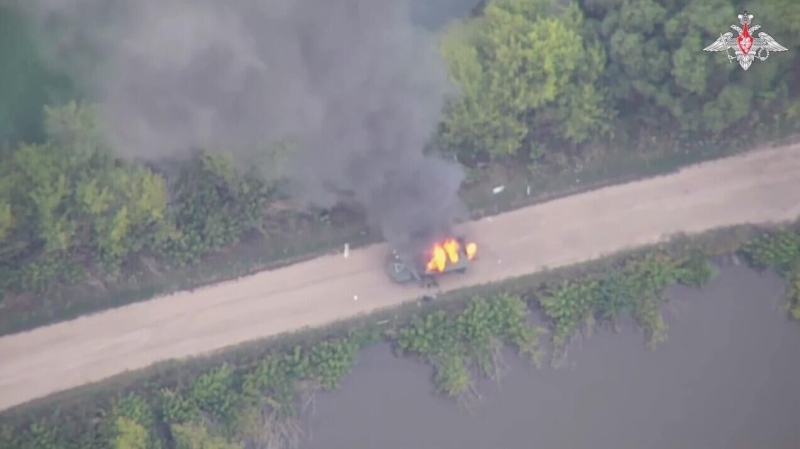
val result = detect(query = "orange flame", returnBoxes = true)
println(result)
[443,239,460,263]
[466,242,477,260]
[427,245,447,272]
[425,238,478,273]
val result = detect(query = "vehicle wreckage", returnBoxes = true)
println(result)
[386,235,477,287]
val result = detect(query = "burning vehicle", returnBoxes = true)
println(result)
[386,234,478,286]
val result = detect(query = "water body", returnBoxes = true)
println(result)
[302,265,800,449]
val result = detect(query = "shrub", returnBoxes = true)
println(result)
[741,231,800,274]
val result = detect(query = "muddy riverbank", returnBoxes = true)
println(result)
[302,265,800,449]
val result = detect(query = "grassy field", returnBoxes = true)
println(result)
[2,218,798,448]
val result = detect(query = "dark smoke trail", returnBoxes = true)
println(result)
[17,0,468,250]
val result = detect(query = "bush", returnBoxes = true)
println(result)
[190,365,240,423]
[741,231,800,274]
[741,228,800,319]
[394,294,546,396]
[540,251,716,358]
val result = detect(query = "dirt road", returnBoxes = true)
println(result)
[2,144,800,412]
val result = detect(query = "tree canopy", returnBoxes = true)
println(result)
[0,102,278,298]
[439,0,799,164]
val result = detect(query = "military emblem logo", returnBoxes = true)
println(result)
[703,11,787,70]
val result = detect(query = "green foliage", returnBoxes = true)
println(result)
[306,339,360,390]
[674,250,717,287]
[191,364,240,423]
[786,272,800,321]
[439,0,612,162]
[43,102,106,155]
[741,228,800,319]
[769,0,800,35]
[161,151,269,267]
[540,279,600,347]
[240,357,297,418]
[540,252,716,357]
[590,0,795,136]
[112,417,148,449]
[113,393,162,449]
[0,103,173,294]
[594,271,638,322]
[394,294,545,396]
[115,393,156,427]
[0,103,277,301]
[10,422,59,449]
[440,0,798,168]
[170,423,242,449]
[0,200,12,243]
[158,389,200,425]
[741,231,800,274]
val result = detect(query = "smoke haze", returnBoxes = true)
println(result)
[17,0,468,249]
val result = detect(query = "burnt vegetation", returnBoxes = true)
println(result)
[0,0,799,335]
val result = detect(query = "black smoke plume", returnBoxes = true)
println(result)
[17,0,468,251]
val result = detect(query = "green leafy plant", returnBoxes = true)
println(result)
[540,252,716,360]
[741,230,800,274]
[158,388,200,425]
[191,364,240,423]
[394,294,544,397]
[742,229,800,319]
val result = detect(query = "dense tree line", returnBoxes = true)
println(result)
[438,0,800,164]
[0,103,280,298]
[1,0,799,303]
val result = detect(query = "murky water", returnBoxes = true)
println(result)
[302,266,800,449]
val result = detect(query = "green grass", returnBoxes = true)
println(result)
[3,219,799,449]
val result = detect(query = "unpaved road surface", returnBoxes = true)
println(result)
[2,144,800,412]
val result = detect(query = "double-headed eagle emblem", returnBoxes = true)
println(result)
[703,11,787,70]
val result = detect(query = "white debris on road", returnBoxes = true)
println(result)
[492,185,505,194]
[353,295,358,301]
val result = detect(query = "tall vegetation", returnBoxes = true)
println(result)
[438,0,800,167]
[1,0,799,322]
[394,294,546,400]
[540,252,714,360]
[0,103,278,300]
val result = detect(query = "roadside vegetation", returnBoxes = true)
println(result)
[741,229,800,318]
[1,0,800,334]
[3,221,799,449]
